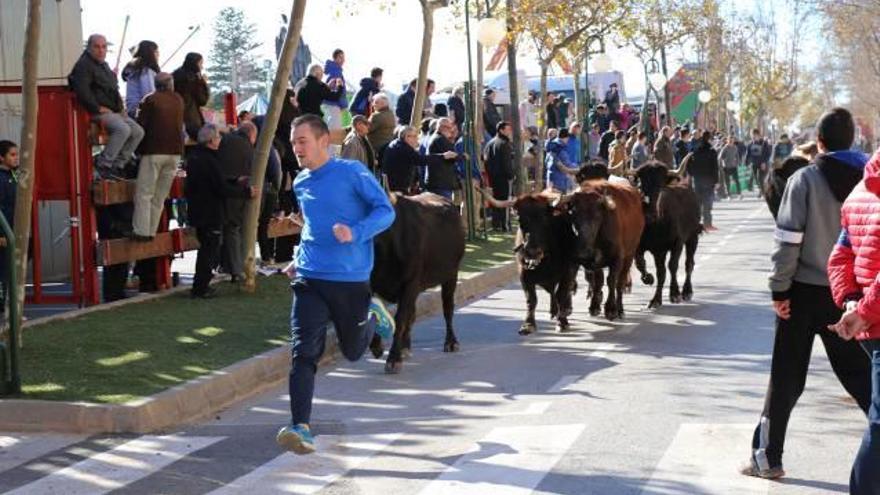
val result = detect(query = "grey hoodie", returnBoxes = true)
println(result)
[769,152,868,299]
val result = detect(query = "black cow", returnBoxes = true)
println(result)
[511,194,578,335]
[765,155,809,219]
[370,192,465,374]
[633,161,702,308]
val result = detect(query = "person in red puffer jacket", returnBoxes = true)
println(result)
[828,148,880,495]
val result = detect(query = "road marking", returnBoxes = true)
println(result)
[5,435,222,495]
[640,424,769,495]
[207,433,401,495]
[418,423,585,495]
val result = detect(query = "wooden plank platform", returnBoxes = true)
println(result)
[92,176,186,206]
[96,228,199,266]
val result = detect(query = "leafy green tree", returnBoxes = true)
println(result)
[207,7,267,105]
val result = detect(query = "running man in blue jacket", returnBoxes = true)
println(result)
[276,114,396,455]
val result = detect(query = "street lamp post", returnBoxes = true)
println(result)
[642,58,666,140]
[697,86,712,129]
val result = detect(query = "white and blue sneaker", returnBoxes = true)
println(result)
[369,297,395,340]
[276,423,316,455]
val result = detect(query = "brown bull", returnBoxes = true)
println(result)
[563,181,645,320]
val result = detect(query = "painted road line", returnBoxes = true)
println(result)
[207,433,402,495]
[6,435,223,495]
[418,424,586,495]
[640,423,769,495]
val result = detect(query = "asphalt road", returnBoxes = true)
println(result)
[0,197,867,495]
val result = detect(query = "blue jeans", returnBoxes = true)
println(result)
[288,277,375,425]
[694,182,715,226]
[852,338,880,494]
[96,112,145,170]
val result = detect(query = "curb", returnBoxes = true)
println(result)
[0,261,517,434]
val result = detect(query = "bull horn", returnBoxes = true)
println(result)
[671,153,692,177]
[477,188,515,208]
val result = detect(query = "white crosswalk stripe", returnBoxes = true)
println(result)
[207,433,402,495]
[640,423,769,495]
[4,435,223,495]
[418,424,585,495]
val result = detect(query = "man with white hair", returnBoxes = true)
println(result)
[69,34,145,180]
[367,92,396,154]
[131,72,183,240]
[294,63,344,118]
[184,124,257,298]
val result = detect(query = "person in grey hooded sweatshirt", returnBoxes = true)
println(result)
[741,107,872,480]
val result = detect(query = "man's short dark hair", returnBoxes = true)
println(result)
[409,78,418,88]
[752,128,761,135]
[682,129,691,137]
[370,67,383,79]
[637,132,647,139]
[496,121,510,133]
[332,48,344,59]
[615,130,626,140]
[0,140,17,158]
[558,129,570,139]
[292,114,329,138]
[817,107,855,151]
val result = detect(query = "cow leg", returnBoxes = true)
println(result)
[369,333,384,359]
[648,251,667,309]
[682,234,699,301]
[401,309,417,359]
[554,277,574,333]
[668,242,684,304]
[604,260,621,321]
[549,287,559,320]
[385,289,418,374]
[441,279,460,352]
[520,281,538,335]
[636,250,655,285]
[589,269,604,317]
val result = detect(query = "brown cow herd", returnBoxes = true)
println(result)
[368,161,701,373]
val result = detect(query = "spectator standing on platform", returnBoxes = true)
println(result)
[349,67,382,117]
[121,40,159,119]
[426,118,460,199]
[544,93,559,130]
[519,91,538,132]
[296,64,344,118]
[654,126,675,168]
[341,115,377,173]
[69,34,144,180]
[131,72,184,240]
[185,124,256,298]
[322,49,348,130]
[172,52,209,143]
[604,83,621,115]
[0,141,18,310]
[599,121,619,162]
[218,121,257,283]
[382,126,457,194]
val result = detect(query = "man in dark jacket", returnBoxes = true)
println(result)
[218,122,257,282]
[133,72,184,239]
[742,107,872,480]
[544,92,559,130]
[746,128,772,196]
[426,118,460,199]
[653,126,675,167]
[604,83,621,115]
[349,67,382,117]
[68,34,144,179]
[396,79,417,125]
[185,124,256,298]
[483,89,503,139]
[688,131,721,231]
[0,141,17,308]
[598,121,619,162]
[484,122,515,231]
[295,64,344,118]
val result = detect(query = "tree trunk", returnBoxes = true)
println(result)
[9,0,41,347]
[411,2,435,126]
[537,62,549,191]
[242,0,307,291]
[506,0,524,194]
[475,42,485,143]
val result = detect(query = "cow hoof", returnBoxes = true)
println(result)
[443,341,460,353]
[369,341,385,359]
[400,348,412,360]
[670,295,682,304]
[384,361,403,374]
[589,306,601,317]
[647,300,662,309]
[555,321,570,333]
[683,291,693,302]
[642,274,655,285]
[518,323,536,336]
